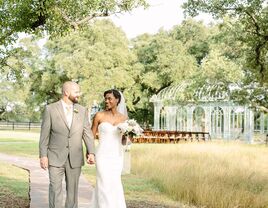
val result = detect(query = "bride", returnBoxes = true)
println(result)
[90,89,128,208]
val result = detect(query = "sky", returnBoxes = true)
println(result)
[110,0,213,39]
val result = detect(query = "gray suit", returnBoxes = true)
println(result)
[39,100,95,208]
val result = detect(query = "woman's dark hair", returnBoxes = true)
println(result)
[104,89,121,104]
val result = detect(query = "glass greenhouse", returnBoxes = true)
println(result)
[150,82,268,143]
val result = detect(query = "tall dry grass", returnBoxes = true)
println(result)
[131,142,268,208]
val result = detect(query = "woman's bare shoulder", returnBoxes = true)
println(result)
[94,111,106,121]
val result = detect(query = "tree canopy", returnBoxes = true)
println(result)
[0,0,148,73]
[183,0,268,85]
[1,0,147,45]
[2,1,268,122]
[133,29,198,95]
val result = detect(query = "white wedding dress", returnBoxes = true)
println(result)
[90,122,126,208]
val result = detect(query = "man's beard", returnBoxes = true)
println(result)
[69,96,79,103]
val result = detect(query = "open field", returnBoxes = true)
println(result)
[131,142,268,208]
[1,131,268,207]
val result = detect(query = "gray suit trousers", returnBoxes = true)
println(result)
[48,157,81,208]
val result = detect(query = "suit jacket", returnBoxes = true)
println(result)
[39,100,95,168]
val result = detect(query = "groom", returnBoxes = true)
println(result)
[39,81,95,208]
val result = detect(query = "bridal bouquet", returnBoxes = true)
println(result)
[117,119,143,149]
[118,119,143,137]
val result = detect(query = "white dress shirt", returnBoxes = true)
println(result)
[61,100,73,128]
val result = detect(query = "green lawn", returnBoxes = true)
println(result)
[0,161,29,208]
[0,139,38,158]
[0,136,182,207]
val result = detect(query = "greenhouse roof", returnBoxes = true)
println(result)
[150,81,232,103]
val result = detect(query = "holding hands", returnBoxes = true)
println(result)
[87,153,95,165]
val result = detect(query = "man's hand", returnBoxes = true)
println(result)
[40,157,48,170]
[86,153,95,165]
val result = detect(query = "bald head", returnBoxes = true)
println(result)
[62,81,78,95]
[62,81,80,104]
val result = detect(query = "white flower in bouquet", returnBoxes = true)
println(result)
[118,119,143,137]
[128,119,137,127]
[117,122,129,134]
